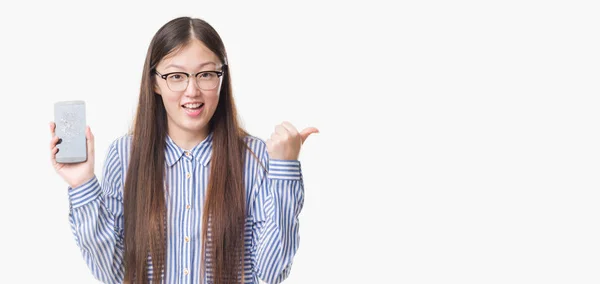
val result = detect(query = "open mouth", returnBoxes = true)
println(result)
[182,103,204,109]
[182,103,204,117]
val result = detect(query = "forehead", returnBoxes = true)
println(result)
[158,39,220,69]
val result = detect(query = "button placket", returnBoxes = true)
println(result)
[183,157,193,281]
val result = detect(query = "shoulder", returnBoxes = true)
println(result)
[243,134,266,147]
[242,134,270,170]
[107,134,133,157]
[102,134,133,171]
[99,134,132,184]
[242,135,270,189]
[243,135,267,157]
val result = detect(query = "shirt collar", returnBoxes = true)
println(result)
[164,132,213,167]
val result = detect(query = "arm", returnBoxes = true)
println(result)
[68,141,124,284]
[252,149,305,284]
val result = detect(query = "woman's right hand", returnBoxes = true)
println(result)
[49,122,96,188]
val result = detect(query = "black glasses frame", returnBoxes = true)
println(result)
[154,67,226,91]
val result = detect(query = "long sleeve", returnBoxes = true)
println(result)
[252,149,305,284]
[68,141,125,284]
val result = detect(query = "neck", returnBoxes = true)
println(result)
[167,123,210,150]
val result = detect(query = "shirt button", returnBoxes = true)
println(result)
[184,268,189,275]
[186,204,191,210]
[186,172,191,179]
[185,151,190,156]
[185,236,190,243]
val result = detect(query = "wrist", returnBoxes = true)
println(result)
[69,174,95,189]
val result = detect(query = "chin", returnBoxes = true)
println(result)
[184,121,209,133]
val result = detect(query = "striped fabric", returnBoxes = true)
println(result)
[67,132,304,283]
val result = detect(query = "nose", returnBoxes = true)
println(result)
[183,76,200,96]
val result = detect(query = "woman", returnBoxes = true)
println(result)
[49,16,317,284]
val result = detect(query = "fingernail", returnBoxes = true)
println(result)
[57,138,62,144]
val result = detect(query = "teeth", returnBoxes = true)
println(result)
[183,103,203,108]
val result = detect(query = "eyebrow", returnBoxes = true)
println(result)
[163,62,218,70]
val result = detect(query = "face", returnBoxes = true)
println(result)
[154,39,223,139]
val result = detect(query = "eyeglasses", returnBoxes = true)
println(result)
[154,69,225,92]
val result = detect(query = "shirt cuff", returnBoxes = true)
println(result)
[68,176,101,209]
[267,159,302,180]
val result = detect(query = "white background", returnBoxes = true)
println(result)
[0,0,599,283]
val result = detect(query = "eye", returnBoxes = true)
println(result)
[199,72,216,79]
[168,73,186,82]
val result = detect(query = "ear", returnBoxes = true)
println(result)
[154,84,162,95]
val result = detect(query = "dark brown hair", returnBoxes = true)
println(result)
[124,17,247,283]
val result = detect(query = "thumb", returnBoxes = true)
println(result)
[299,127,319,143]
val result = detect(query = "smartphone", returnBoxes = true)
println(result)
[54,100,87,163]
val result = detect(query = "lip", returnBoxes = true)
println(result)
[182,103,204,117]
[181,101,204,106]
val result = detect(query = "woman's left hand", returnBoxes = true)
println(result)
[266,121,319,160]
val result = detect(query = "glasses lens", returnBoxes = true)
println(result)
[197,72,220,90]
[166,73,188,92]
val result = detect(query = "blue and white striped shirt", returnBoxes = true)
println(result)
[67,132,304,284]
